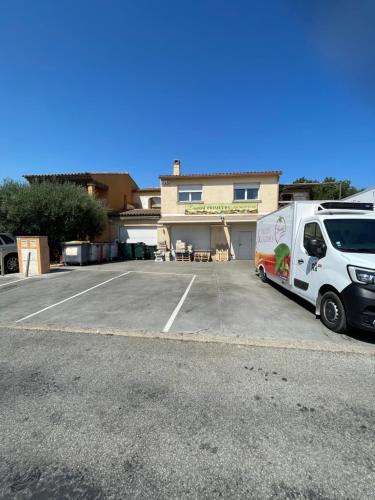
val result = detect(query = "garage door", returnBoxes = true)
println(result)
[171,225,210,252]
[231,224,256,260]
[119,226,157,245]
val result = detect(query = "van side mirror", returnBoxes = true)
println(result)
[306,238,326,258]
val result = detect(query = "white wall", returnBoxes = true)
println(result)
[132,193,161,209]
[119,226,158,245]
[171,225,211,252]
[345,187,375,204]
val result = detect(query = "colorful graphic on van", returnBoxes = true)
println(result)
[255,243,291,280]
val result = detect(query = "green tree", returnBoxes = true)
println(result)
[0,180,107,257]
[292,177,359,200]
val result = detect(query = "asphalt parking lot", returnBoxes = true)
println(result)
[1,263,375,499]
[0,329,374,499]
[0,261,374,350]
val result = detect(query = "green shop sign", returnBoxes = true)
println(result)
[185,202,258,215]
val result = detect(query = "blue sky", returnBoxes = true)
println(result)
[0,0,374,189]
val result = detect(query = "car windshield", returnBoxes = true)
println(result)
[324,219,375,253]
[1,234,14,244]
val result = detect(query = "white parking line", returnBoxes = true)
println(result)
[70,268,195,277]
[163,275,196,333]
[0,277,33,288]
[16,271,131,323]
[132,271,194,277]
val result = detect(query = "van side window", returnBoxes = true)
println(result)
[303,223,325,250]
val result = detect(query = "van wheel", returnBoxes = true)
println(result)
[4,254,19,273]
[320,291,348,333]
[259,267,268,283]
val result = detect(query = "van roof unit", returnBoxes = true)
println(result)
[318,202,374,212]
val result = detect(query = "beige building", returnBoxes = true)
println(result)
[25,172,138,212]
[25,164,281,258]
[110,187,161,245]
[25,172,162,243]
[158,161,281,259]
[279,183,312,206]
[24,172,141,242]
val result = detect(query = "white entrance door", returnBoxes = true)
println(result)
[120,227,157,245]
[237,231,253,260]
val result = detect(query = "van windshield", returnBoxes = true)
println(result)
[324,219,375,253]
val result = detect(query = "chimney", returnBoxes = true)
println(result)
[173,159,181,176]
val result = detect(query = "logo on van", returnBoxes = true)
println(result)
[275,216,286,243]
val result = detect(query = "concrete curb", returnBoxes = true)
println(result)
[0,322,374,356]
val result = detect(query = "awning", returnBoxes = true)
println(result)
[158,214,258,224]
[225,214,258,222]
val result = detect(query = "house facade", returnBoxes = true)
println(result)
[109,187,161,245]
[279,183,311,206]
[24,172,138,212]
[158,161,281,259]
[25,162,281,259]
[24,172,161,243]
[344,185,375,204]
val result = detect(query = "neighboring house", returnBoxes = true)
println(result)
[109,187,161,245]
[24,172,161,244]
[24,172,160,245]
[24,172,138,213]
[132,187,161,210]
[279,183,312,205]
[158,160,281,259]
[344,185,375,204]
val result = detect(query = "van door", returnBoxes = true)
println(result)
[293,221,327,302]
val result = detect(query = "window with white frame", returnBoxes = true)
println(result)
[178,185,202,202]
[233,183,259,201]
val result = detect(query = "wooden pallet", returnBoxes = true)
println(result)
[158,243,168,252]
[175,252,192,262]
[194,251,211,262]
[214,248,229,262]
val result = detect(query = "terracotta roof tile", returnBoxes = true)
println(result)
[111,208,161,217]
[159,170,282,180]
[133,187,161,193]
[24,172,131,178]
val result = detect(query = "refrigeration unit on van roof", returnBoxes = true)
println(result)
[318,202,374,211]
[316,202,374,214]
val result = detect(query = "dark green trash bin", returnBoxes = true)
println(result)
[146,245,157,260]
[134,243,145,260]
[119,242,133,260]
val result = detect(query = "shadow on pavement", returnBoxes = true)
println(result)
[266,280,375,346]
[49,268,75,274]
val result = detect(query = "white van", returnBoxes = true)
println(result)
[255,201,375,333]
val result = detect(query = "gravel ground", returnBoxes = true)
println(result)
[0,327,374,499]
